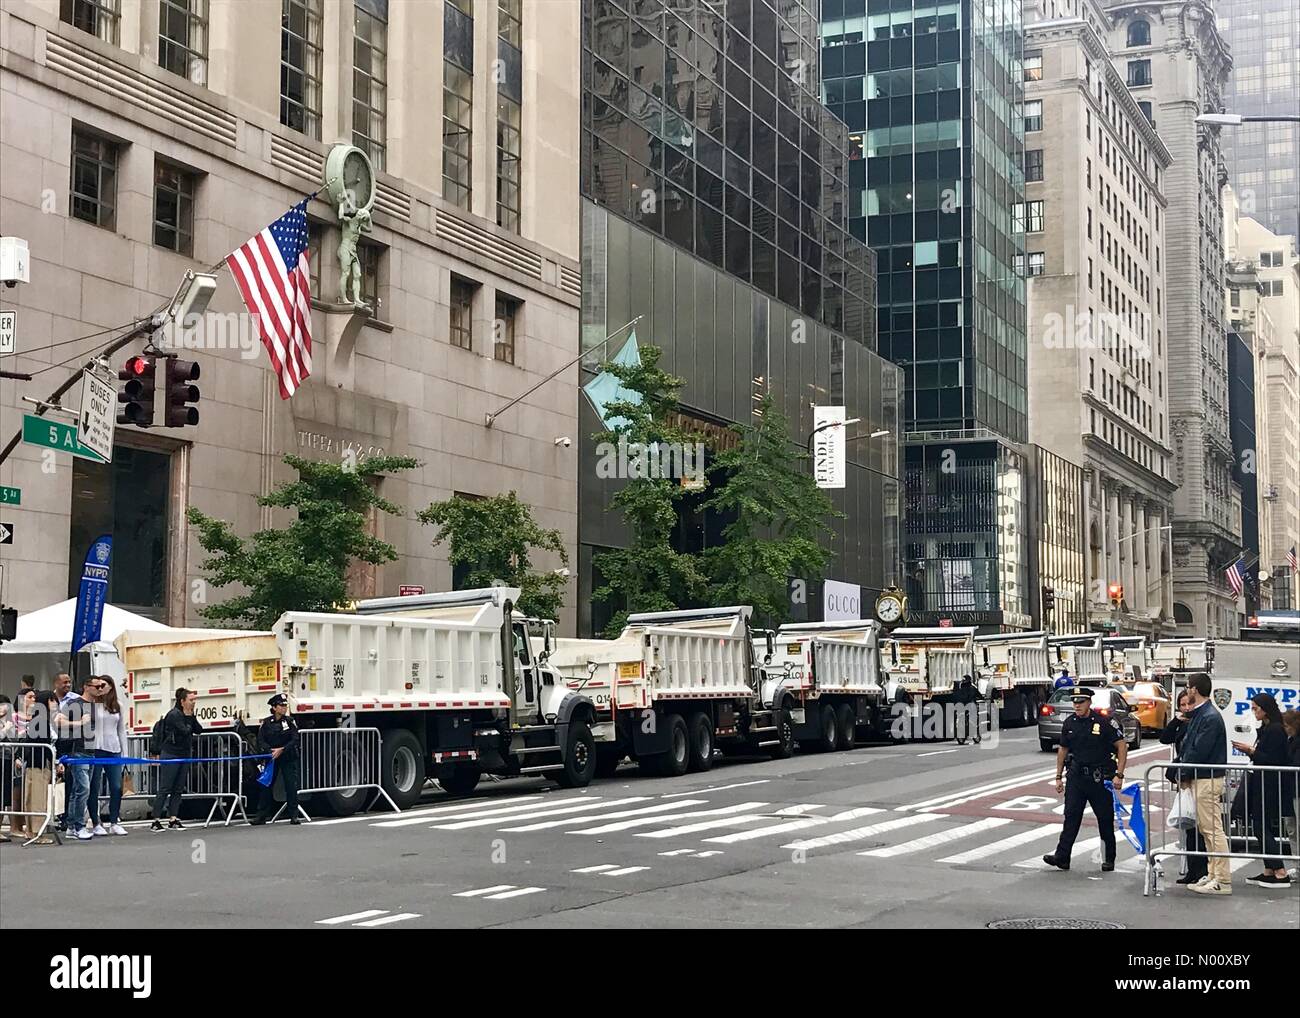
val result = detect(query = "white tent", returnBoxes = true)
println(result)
[13,598,169,644]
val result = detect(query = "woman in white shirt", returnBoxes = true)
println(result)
[86,676,129,836]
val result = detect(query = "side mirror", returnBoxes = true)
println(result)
[538,650,550,665]
[587,661,598,677]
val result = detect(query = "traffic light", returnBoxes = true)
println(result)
[116,355,156,427]
[1108,583,1124,607]
[163,358,201,427]
[1042,585,1055,612]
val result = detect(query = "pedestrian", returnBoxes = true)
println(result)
[86,676,128,837]
[249,694,302,826]
[1042,685,1127,872]
[5,689,38,837]
[1054,667,1073,690]
[1282,710,1300,853]
[12,691,58,842]
[953,675,981,744]
[149,688,204,832]
[1175,671,1233,895]
[1161,688,1207,885]
[18,676,35,699]
[0,696,14,842]
[52,674,94,840]
[1232,693,1293,887]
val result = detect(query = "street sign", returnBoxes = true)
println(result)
[78,368,116,463]
[0,522,13,545]
[21,414,106,462]
[0,310,14,355]
[0,486,18,505]
[399,585,425,597]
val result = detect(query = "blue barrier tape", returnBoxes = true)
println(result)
[57,754,273,766]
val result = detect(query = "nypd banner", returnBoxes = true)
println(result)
[71,534,113,654]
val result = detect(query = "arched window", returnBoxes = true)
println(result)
[1127,20,1150,47]
[1173,602,1194,625]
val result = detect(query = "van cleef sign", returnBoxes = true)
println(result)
[296,429,386,459]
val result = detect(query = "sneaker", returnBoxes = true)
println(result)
[109,824,128,837]
[167,819,184,830]
[1246,873,1291,886]
[1192,874,1212,886]
[1189,880,1232,895]
[74,828,94,841]
[91,825,108,837]
[1176,873,1208,885]
[150,820,165,833]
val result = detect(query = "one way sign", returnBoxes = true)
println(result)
[0,522,13,545]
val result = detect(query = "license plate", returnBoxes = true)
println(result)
[618,662,641,679]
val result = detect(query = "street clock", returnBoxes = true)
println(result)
[324,144,376,214]
[875,588,906,625]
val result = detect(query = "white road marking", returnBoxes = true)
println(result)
[937,823,1062,864]
[315,794,542,827]
[372,794,590,828]
[703,807,885,844]
[354,912,420,927]
[603,866,649,876]
[501,799,706,832]
[661,779,770,798]
[916,750,959,757]
[484,886,547,900]
[1015,836,1101,868]
[636,804,820,839]
[453,885,518,897]
[315,909,388,925]
[858,817,1013,858]
[571,864,620,873]
[783,813,941,850]
[431,797,651,830]
[657,849,697,856]
[569,801,769,835]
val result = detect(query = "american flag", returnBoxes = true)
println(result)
[226,199,313,399]
[1225,557,1245,597]
[1288,546,1298,573]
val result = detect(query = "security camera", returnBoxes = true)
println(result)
[554,436,572,448]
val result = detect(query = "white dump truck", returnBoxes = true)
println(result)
[879,627,976,704]
[754,620,889,751]
[545,606,794,776]
[1047,634,1106,683]
[1102,635,1147,682]
[974,630,1054,726]
[1146,638,1209,684]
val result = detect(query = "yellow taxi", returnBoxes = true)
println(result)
[1109,680,1172,732]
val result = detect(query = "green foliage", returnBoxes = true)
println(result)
[702,393,841,626]
[187,453,418,629]
[417,492,568,620]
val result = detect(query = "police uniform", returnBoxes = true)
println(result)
[1044,689,1125,870]
[251,695,301,825]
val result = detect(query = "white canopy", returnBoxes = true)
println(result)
[12,598,170,645]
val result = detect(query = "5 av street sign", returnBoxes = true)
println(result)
[21,414,106,462]
[0,486,19,506]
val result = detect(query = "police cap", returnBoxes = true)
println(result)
[267,693,289,707]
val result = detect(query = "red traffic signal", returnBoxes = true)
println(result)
[1108,583,1124,605]
[163,358,201,427]
[117,355,156,427]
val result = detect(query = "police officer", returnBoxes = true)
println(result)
[1053,666,1073,690]
[250,694,301,826]
[1042,685,1127,872]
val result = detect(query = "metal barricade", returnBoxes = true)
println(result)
[1,741,61,847]
[120,732,249,827]
[1141,760,1299,896]
[287,727,399,821]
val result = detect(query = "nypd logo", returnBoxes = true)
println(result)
[1212,688,1232,710]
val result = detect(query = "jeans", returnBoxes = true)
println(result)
[64,752,92,832]
[88,749,124,826]
[151,753,189,820]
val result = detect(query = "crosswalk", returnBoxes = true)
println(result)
[335,788,1206,875]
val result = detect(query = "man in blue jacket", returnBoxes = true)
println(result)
[1175,672,1231,895]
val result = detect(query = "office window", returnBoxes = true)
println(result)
[1024,53,1042,82]
[494,295,519,364]
[1137,100,1153,125]
[61,0,119,44]
[353,0,388,171]
[153,160,196,256]
[358,239,381,309]
[1026,200,1044,233]
[1086,158,1091,189]
[449,275,476,350]
[1027,252,1045,276]
[1025,149,1044,182]
[1127,20,1150,47]
[307,222,323,296]
[1024,100,1042,132]
[1127,60,1151,87]
[1087,208,1093,238]
[497,95,521,232]
[158,0,208,85]
[1261,250,1283,267]
[498,0,521,48]
[70,129,118,231]
[281,0,323,139]
[1013,252,1024,275]
[443,1,474,210]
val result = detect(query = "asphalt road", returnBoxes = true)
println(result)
[3,727,1297,930]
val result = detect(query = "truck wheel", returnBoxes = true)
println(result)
[320,740,369,816]
[769,704,795,759]
[378,729,426,811]
[1040,738,1055,753]
[555,722,598,788]
[686,711,715,772]
[836,704,857,751]
[650,714,690,778]
[810,703,839,753]
[437,763,481,797]
[595,746,623,778]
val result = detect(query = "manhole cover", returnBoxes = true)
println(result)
[989,918,1126,930]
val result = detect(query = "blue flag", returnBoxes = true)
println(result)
[257,759,276,787]
[1109,780,1147,853]
[71,535,113,655]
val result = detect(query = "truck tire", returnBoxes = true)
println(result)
[378,728,426,811]
[1040,738,1055,753]
[810,703,839,753]
[835,704,857,751]
[319,740,370,817]
[437,763,481,797]
[647,714,690,778]
[768,704,795,759]
[555,722,598,788]
[686,711,715,772]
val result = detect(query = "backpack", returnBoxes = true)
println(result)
[149,714,170,755]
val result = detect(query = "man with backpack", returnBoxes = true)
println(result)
[149,688,204,832]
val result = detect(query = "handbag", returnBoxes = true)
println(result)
[1166,786,1196,830]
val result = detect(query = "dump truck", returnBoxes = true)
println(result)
[754,620,889,751]
[974,630,1054,726]
[1047,633,1106,683]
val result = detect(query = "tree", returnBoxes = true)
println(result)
[591,343,707,635]
[187,453,418,629]
[417,492,569,620]
[702,392,842,626]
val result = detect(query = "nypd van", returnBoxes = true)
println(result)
[1203,641,1298,761]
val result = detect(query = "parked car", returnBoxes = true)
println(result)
[1038,686,1141,752]
[1109,680,1172,732]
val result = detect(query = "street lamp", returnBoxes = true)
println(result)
[805,416,861,455]
[1196,113,1300,126]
